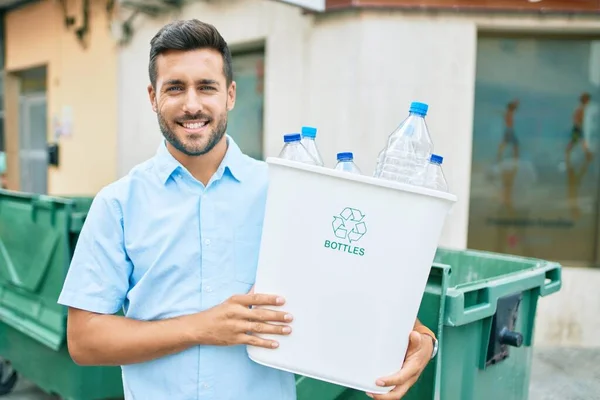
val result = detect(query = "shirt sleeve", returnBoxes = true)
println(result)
[57,187,132,314]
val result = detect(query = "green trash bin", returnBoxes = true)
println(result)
[296,247,562,400]
[0,189,124,400]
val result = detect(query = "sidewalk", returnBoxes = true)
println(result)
[3,347,600,399]
[529,346,600,400]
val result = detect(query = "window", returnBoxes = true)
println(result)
[468,35,600,266]
[227,50,265,160]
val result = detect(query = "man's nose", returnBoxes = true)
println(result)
[182,89,202,115]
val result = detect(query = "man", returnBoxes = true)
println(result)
[496,100,519,162]
[58,19,437,400]
[566,92,593,162]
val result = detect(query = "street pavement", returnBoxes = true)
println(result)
[3,346,600,399]
[529,347,600,400]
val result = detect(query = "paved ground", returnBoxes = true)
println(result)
[3,347,600,399]
[529,347,600,400]
[1,378,57,400]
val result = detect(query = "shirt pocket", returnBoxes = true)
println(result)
[233,224,263,285]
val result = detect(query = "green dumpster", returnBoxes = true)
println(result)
[0,189,123,399]
[296,247,562,400]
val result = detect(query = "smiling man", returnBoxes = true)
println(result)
[58,19,437,400]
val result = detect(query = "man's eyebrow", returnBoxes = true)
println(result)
[197,79,219,86]
[164,79,185,86]
[163,79,220,87]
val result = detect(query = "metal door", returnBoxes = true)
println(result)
[19,93,47,194]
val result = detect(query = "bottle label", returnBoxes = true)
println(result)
[324,239,365,256]
[323,207,367,257]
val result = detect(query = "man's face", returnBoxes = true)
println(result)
[148,48,236,156]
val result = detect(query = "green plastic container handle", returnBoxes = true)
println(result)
[445,262,561,327]
[539,264,561,297]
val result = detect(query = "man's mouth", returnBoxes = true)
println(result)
[178,119,210,132]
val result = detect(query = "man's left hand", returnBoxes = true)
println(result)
[366,330,434,399]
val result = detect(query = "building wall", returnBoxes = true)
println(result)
[117,0,600,347]
[4,0,118,195]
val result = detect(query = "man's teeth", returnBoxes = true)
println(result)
[183,121,208,129]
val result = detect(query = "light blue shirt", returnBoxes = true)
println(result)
[58,136,297,400]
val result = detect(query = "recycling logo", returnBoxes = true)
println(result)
[332,207,367,243]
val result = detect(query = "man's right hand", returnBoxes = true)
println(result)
[192,293,293,349]
[65,292,292,366]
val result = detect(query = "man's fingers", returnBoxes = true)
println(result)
[248,308,293,323]
[230,293,285,307]
[243,334,280,349]
[368,378,416,400]
[374,333,422,387]
[243,321,292,336]
[375,359,420,389]
[373,333,424,391]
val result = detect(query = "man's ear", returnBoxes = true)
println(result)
[227,81,237,111]
[148,84,158,113]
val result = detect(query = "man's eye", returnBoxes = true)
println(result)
[200,86,216,91]
[167,86,183,92]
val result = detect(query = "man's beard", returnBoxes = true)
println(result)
[158,110,228,157]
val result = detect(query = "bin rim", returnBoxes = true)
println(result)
[0,189,75,206]
[266,157,458,203]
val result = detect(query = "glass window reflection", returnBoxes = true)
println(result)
[468,36,600,266]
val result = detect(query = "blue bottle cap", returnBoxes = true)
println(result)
[409,101,429,116]
[284,133,302,143]
[430,154,443,164]
[301,126,317,138]
[337,152,354,161]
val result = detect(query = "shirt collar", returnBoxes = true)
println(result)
[154,135,248,185]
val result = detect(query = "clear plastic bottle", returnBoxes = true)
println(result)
[334,152,362,174]
[424,154,448,192]
[373,135,399,177]
[300,126,324,166]
[374,148,385,177]
[374,102,434,186]
[278,133,318,165]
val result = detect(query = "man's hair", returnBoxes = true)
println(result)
[581,92,591,102]
[149,19,233,88]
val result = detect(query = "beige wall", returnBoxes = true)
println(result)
[4,0,118,195]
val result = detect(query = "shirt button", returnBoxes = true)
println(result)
[205,286,212,292]
[204,239,211,246]
[202,382,210,389]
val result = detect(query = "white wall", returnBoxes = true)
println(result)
[117,1,600,347]
[302,13,477,250]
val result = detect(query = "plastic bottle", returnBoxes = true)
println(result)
[374,102,434,186]
[300,126,324,166]
[278,133,318,165]
[374,148,385,177]
[334,152,362,174]
[424,154,448,192]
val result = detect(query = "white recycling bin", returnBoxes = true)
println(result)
[248,158,457,395]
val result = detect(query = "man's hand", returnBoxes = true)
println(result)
[195,292,293,349]
[367,331,434,400]
[66,291,292,366]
